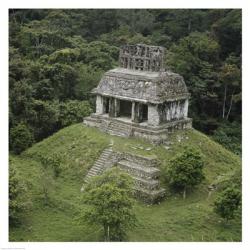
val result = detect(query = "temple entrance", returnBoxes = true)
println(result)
[103,97,109,113]
[142,104,148,121]
[119,100,132,118]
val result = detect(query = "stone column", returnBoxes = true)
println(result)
[184,99,189,118]
[96,95,104,114]
[148,104,160,126]
[132,102,140,123]
[176,101,181,120]
[109,97,115,117]
[131,102,135,121]
[114,98,120,117]
[166,102,171,121]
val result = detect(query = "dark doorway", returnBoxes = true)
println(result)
[120,100,132,118]
[104,98,109,113]
[142,104,148,121]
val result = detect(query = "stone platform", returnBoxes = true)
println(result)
[83,147,166,204]
[83,113,192,144]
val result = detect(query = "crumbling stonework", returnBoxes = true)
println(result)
[84,147,165,204]
[84,44,192,143]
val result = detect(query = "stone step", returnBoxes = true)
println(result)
[117,160,160,179]
[89,168,101,173]
[109,127,130,132]
[93,161,105,164]
[107,126,130,132]
[87,169,101,175]
[101,153,111,156]
[133,187,166,204]
[133,176,160,190]
[86,173,96,178]
[84,147,115,183]
[103,149,113,153]
[108,124,131,131]
[109,122,129,127]
[101,151,112,155]
[96,157,108,161]
[107,131,129,137]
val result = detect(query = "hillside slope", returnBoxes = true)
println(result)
[9,124,241,241]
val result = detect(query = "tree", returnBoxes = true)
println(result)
[9,123,34,154]
[58,100,92,127]
[27,100,59,140]
[167,147,205,199]
[214,186,241,222]
[219,59,241,120]
[80,168,136,241]
[212,9,242,59]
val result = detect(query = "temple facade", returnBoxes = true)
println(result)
[84,44,192,143]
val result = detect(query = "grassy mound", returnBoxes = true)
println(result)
[9,124,241,241]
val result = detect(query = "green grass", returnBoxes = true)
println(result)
[9,124,241,242]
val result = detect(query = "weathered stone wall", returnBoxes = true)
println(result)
[158,99,188,123]
[119,44,165,72]
[148,104,160,126]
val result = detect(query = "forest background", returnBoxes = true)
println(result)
[9,9,242,154]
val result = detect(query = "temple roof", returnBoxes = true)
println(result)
[92,68,190,104]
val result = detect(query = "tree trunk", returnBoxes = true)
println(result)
[188,18,191,32]
[107,225,110,241]
[226,91,234,120]
[222,84,227,119]
[183,187,186,199]
[103,225,108,241]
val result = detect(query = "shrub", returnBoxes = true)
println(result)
[40,154,62,177]
[10,123,34,154]
[9,161,29,225]
[214,186,241,222]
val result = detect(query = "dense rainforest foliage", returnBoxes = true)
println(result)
[9,9,242,154]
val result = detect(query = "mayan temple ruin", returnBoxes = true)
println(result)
[84,44,192,144]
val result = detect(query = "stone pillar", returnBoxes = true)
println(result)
[96,95,104,114]
[109,97,115,117]
[166,102,171,121]
[176,101,181,120]
[132,102,140,123]
[184,99,189,118]
[148,104,160,126]
[114,98,120,117]
[131,102,135,121]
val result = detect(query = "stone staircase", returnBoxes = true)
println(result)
[104,120,132,137]
[83,147,166,203]
[84,147,114,183]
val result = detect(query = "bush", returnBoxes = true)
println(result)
[214,186,241,222]
[10,123,34,154]
[9,161,30,225]
[40,154,63,177]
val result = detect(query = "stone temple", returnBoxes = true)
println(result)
[84,44,192,143]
